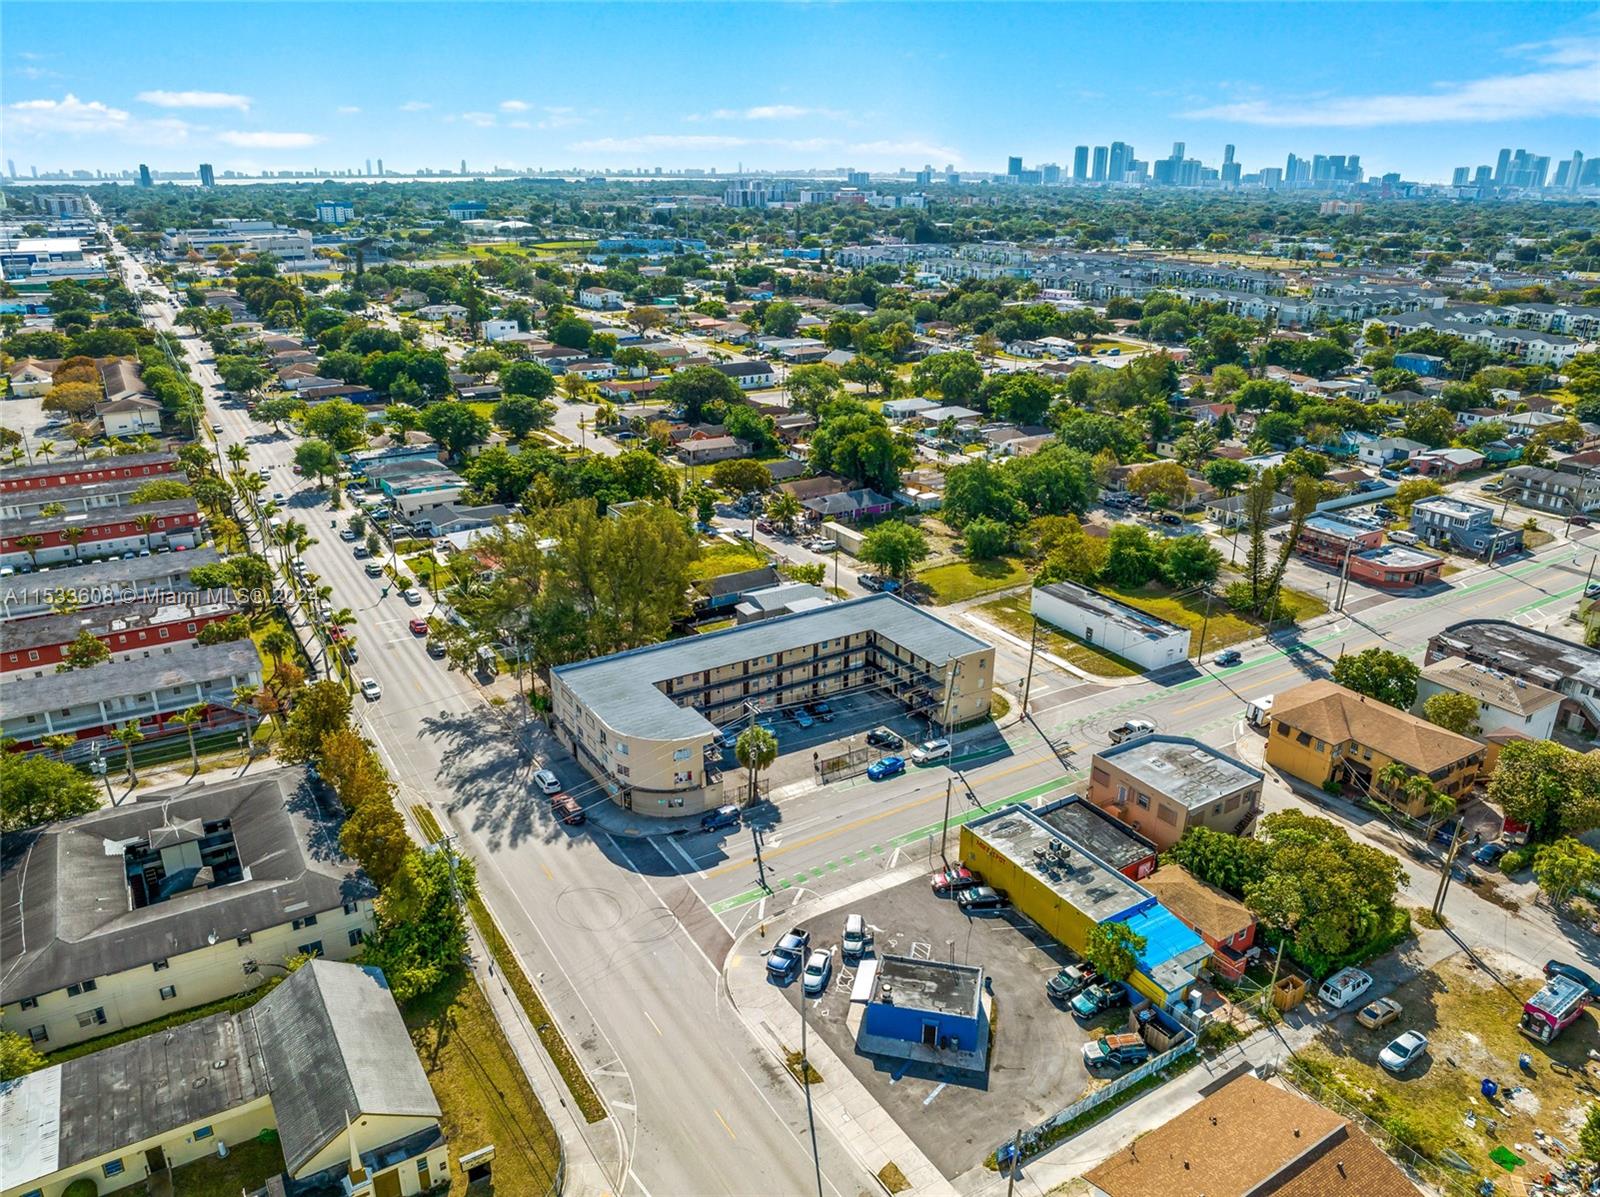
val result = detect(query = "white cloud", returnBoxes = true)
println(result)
[217,130,323,149]
[138,89,252,112]
[571,133,822,153]
[398,100,431,112]
[849,138,962,163]
[538,106,585,130]
[696,104,847,122]
[6,93,194,146]
[1184,38,1600,127]
[499,99,531,112]
[460,111,497,128]
[507,119,532,130]
[336,105,362,115]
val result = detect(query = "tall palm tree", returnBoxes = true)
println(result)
[36,440,56,463]
[14,535,44,570]
[73,436,92,462]
[110,720,144,785]
[59,526,86,562]
[169,704,208,775]
[735,724,778,807]
[232,684,261,745]
[260,627,294,667]
[226,443,249,474]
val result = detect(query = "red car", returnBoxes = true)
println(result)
[328,626,345,642]
[408,618,428,635]
[931,865,978,895]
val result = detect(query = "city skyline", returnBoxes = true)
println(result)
[4,1,1598,180]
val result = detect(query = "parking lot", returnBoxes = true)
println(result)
[774,874,1106,1177]
[710,684,982,792]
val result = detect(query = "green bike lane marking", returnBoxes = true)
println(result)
[708,773,1081,916]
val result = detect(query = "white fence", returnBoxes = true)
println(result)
[996,1031,1198,1165]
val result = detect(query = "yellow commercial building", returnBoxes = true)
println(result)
[959,799,1210,1006]
[1265,679,1486,816]
[0,961,448,1197]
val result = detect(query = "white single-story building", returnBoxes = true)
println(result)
[1031,581,1190,672]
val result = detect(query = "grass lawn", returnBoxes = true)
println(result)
[975,593,1141,678]
[167,1132,286,1197]
[687,539,768,582]
[1293,960,1600,1181]
[696,618,736,634]
[404,971,565,1196]
[1098,580,1327,656]
[914,556,1030,604]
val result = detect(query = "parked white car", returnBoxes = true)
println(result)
[534,769,562,795]
[359,677,382,701]
[1317,967,1373,1009]
[802,949,832,996]
[912,738,952,764]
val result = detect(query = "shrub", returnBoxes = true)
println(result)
[1287,907,1413,980]
[64,1180,99,1197]
[1501,847,1533,875]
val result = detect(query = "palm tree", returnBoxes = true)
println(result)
[36,440,56,463]
[133,513,157,553]
[110,720,144,784]
[260,627,294,668]
[735,724,778,807]
[59,526,86,561]
[232,684,261,745]
[73,436,92,462]
[14,535,44,570]
[169,703,208,775]
[41,733,76,761]
[226,443,249,474]
[766,491,803,534]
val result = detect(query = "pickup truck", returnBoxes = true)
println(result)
[766,928,811,980]
[1082,1032,1150,1072]
[1070,982,1131,1020]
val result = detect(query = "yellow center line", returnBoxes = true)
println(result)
[540,862,554,882]
[643,1009,663,1037]
[714,1108,737,1141]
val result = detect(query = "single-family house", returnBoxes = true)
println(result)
[1359,436,1427,466]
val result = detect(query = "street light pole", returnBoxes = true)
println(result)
[940,778,953,863]
[1020,615,1040,716]
[799,989,824,1197]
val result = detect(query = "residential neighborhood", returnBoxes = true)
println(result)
[2,8,1600,1197]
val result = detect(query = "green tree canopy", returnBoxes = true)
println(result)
[1330,647,1420,710]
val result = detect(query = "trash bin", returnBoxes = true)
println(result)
[1271,976,1307,1012]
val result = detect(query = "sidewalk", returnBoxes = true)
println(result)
[723,864,958,1197]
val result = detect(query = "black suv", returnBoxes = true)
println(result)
[867,728,903,750]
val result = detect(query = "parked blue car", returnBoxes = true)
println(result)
[867,755,906,781]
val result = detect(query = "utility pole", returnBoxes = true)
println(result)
[800,989,824,1197]
[1431,817,1466,919]
[1195,586,1214,662]
[1020,615,1040,715]
[1006,1128,1023,1195]
[751,824,769,892]
[1335,536,1357,611]
[940,778,953,863]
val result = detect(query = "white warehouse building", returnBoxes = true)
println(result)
[1030,581,1190,673]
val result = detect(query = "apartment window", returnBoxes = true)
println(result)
[19,996,37,1011]
[159,985,177,1001]
[27,650,39,662]
[1156,804,1178,825]
[186,623,197,634]
[66,979,96,997]
[1135,792,1150,810]
[76,1008,106,1029]
[194,1126,214,1141]
[615,742,629,755]
[236,932,253,946]
[292,914,318,930]
[343,900,360,915]
[27,1026,47,1045]
[103,1161,125,1179]
[348,928,365,947]
[298,941,323,958]
[673,747,692,761]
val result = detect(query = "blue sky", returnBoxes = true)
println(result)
[4,2,1597,180]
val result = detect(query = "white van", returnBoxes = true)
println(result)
[842,914,868,960]
[1390,529,1419,546]
[1318,967,1373,1009]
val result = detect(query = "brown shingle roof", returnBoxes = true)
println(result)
[1084,1075,1417,1197]
[1271,680,1481,774]
[1141,867,1253,942]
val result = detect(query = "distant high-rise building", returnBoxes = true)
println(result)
[198,163,215,187]
[915,167,933,186]
[1259,167,1284,189]
[1091,146,1108,183]
[1072,146,1089,181]
[1007,156,1023,177]
[1582,158,1600,188]
[1221,161,1241,186]
[1345,154,1361,181]
[1452,166,1471,187]
[1041,163,1061,185]
[1285,153,1299,183]
[1473,165,1493,187]
[1567,152,1584,191]
[138,163,153,187]
[5,159,15,179]
[377,158,384,176]
[845,170,870,187]
[1171,141,1184,159]
[1108,141,1129,181]
[1494,147,1512,184]
[460,158,467,175]
[1223,144,1235,166]
[365,159,372,175]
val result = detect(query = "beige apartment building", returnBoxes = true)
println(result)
[0,771,374,1051]
[551,593,995,815]
[1087,734,1264,852]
